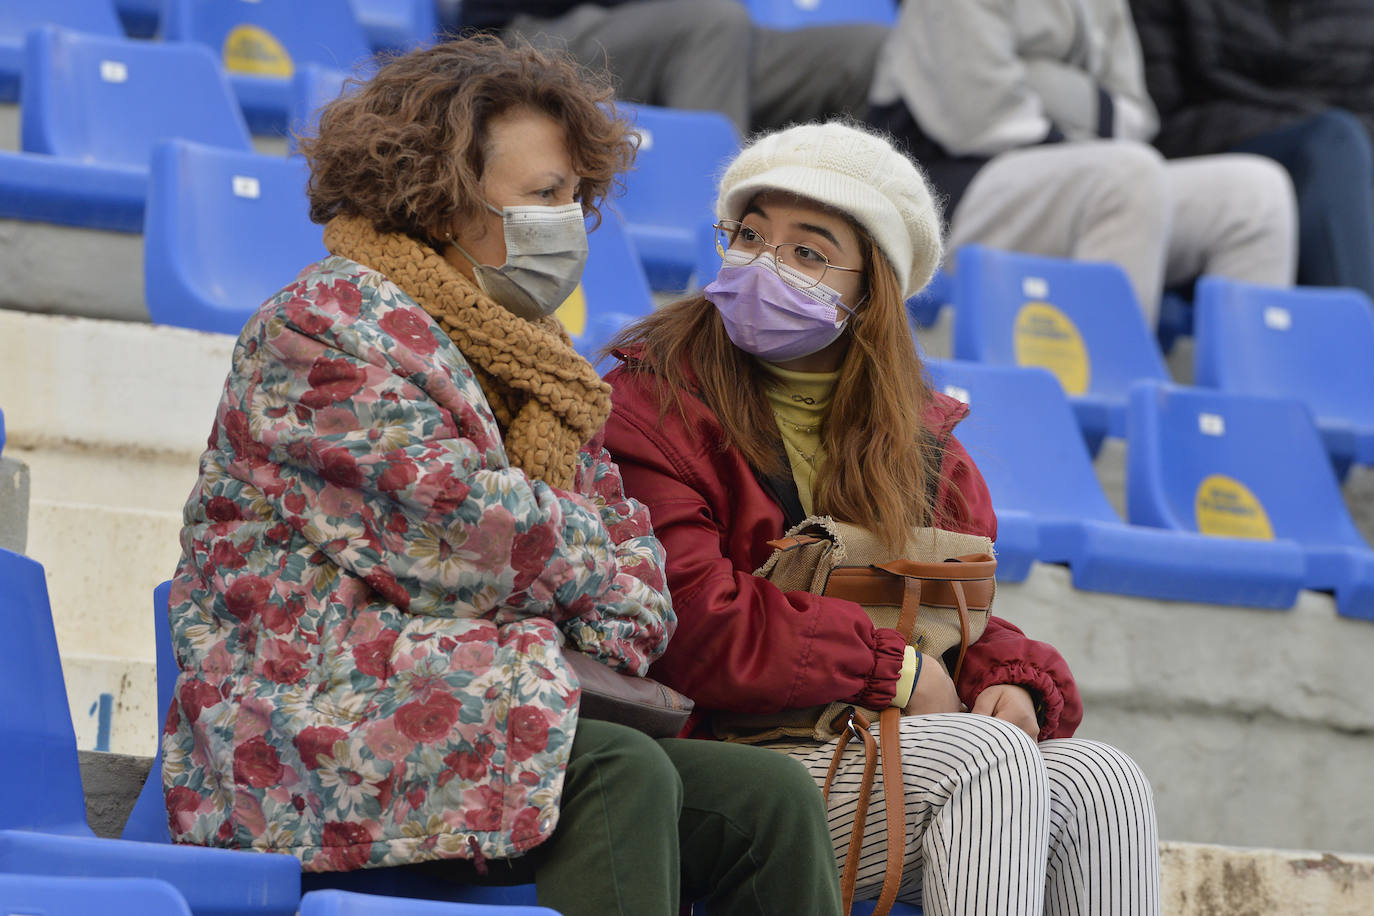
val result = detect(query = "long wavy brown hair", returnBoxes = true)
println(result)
[609,216,941,550]
[298,35,637,242]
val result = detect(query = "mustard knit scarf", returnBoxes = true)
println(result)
[323,214,611,491]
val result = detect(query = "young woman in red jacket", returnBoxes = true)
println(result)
[603,121,1161,914]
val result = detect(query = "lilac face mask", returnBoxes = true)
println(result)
[703,252,856,362]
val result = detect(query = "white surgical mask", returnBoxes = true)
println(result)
[452,201,588,320]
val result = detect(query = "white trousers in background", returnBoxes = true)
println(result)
[949,140,1298,327]
[779,713,1161,916]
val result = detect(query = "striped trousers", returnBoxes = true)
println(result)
[777,713,1160,915]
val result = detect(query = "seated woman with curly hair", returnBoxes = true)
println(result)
[160,36,841,916]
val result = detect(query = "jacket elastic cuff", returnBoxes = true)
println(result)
[854,627,907,709]
[961,662,1066,741]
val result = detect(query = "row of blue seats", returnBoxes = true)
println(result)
[931,360,1374,620]
[0,26,740,293]
[0,548,922,914]
[915,246,1374,481]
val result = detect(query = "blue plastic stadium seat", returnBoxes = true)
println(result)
[144,139,324,336]
[0,26,251,233]
[290,63,352,147]
[0,0,124,101]
[739,0,897,28]
[554,209,655,370]
[1193,276,1374,479]
[0,550,302,914]
[0,874,192,915]
[951,245,1171,455]
[906,268,950,330]
[1,407,6,455]
[1127,381,1374,621]
[164,0,374,135]
[114,0,161,37]
[614,103,741,292]
[301,890,557,915]
[348,0,437,53]
[926,360,1307,607]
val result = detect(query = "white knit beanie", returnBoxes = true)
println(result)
[715,121,943,300]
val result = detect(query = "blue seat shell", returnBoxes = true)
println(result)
[1126,380,1374,621]
[738,0,897,28]
[1193,275,1374,478]
[0,0,124,101]
[0,27,250,232]
[0,873,193,915]
[951,245,1170,455]
[144,139,323,335]
[926,360,1306,608]
[163,0,373,135]
[614,102,741,292]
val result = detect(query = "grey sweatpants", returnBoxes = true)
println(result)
[948,140,1298,326]
[508,0,888,135]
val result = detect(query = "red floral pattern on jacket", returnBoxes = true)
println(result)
[164,257,673,871]
[602,355,1082,741]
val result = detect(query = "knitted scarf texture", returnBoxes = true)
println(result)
[323,214,611,491]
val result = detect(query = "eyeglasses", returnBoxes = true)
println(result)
[713,219,864,291]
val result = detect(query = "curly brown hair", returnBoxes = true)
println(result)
[299,35,637,243]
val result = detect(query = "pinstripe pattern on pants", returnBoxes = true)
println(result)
[773,713,1160,915]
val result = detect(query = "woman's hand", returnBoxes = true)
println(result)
[971,684,1039,740]
[901,653,962,716]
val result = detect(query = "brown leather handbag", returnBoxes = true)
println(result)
[714,517,998,915]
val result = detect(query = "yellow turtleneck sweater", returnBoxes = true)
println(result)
[759,360,839,516]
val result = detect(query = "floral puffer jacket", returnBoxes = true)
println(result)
[164,256,674,872]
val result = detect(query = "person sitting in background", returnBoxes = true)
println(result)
[604,119,1161,914]
[162,36,841,916]
[1133,0,1374,301]
[455,0,888,135]
[867,0,1298,328]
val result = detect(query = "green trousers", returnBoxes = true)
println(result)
[416,719,842,915]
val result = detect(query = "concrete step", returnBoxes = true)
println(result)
[1161,841,1374,915]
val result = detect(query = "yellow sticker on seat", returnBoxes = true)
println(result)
[1013,302,1090,395]
[223,25,294,78]
[1194,474,1275,540]
[555,283,587,338]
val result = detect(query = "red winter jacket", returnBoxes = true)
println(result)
[603,353,1083,741]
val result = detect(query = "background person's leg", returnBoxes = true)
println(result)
[508,0,753,133]
[1162,154,1297,297]
[1231,109,1374,299]
[665,738,842,915]
[750,24,890,133]
[948,141,1171,323]
[1039,739,1161,916]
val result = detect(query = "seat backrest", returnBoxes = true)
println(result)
[1,406,6,455]
[952,245,1169,402]
[144,138,323,335]
[555,209,655,367]
[0,548,93,836]
[0,0,123,41]
[1126,380,1368,550]
[289,62,352,146]
[739,0,897,27]
[0,874,193,915]
[20,26,251,167]
[924,359,1120,524]
[1194,276,1374,428]
[163,0,372,79]
[614,102,740,239]
[348,0,438,53]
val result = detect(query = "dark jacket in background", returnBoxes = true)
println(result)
[460,0,636,31]
[1132,0,1374,158]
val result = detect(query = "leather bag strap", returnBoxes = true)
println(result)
[873,706,906,916]
[825,709,876,914]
